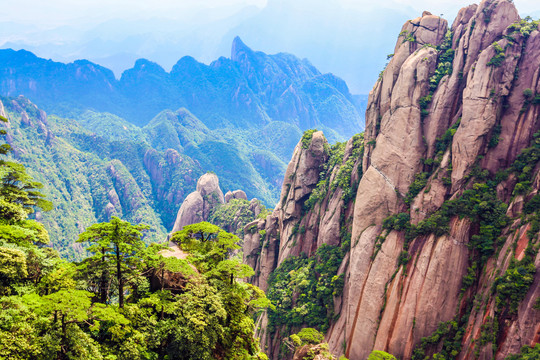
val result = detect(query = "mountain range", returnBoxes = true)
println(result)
[0,0,422,94]
[0,36,364,135]
[0,38,365,258]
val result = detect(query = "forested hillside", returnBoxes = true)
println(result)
[0,95,293,257]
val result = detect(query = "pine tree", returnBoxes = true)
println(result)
[78,216,149,307]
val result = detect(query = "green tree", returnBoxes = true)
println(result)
[0,161,52,217]
[368,350,397,360]
[169,222,271,359]
[36,290,127,360]
[0,112,51,247]
[0,113,51,217]
[0,114,11,155]
[0,246,27,294]
[171,221,243,274]
[78,216,149,307]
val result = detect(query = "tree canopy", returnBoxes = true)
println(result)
[0,110,270,359]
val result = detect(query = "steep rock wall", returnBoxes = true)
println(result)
[247,1,540,359]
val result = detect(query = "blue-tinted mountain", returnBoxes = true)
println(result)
[0,37,364,138]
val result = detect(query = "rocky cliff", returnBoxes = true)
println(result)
[246,1,540,359]
[171,172,267,238]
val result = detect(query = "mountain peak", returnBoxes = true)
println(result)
[132,58,166,74]
[231,36,252,62]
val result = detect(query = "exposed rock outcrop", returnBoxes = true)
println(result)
[171,173,225,233]
[225,189,248,202]
[292,344,334,360]
[170,172,267,237]
[0,99,7,119]
[247,2,540,360]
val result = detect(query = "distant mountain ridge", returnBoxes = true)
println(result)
[0,37,367,260]
[0,37,365,140]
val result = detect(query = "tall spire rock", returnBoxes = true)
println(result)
[246,1,540,359]
[170,173,225,234]
[231,36,253,62]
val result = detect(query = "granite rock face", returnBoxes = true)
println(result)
[170,172,265,238]
[171,173,225,233]
[247,2,540,359]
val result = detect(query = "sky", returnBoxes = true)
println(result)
[1,0,537,25]
[1,0,538,93]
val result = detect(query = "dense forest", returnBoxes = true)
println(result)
[0,111,272,359]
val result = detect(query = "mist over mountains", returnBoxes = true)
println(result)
[0,0,419,94]
[0,37,364,136]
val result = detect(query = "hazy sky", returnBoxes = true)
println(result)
[0,0,538,93]
[1,0,537,27]
[0,0,265,26]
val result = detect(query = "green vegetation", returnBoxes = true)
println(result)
[429,31,455,92]
[504,130,540,198]
[289,328,325,346]
[331,134,364,203]
[487,42,506,67]
[404,128,540,359]
[506,344,540,360]
[0,116,270,359]
[419,94,432,120]
[418,31,455,120]
[1,95,292,259]
[304,142,346,210]
[411,319,465,360]
[302,129,318,149]
[434,119,459,156]
[476,316,498,357]
[208,198,268,237]
[494,239,537,315]
[267,132,361,342]
[386,182,508,267]
[520,88,540,115]
[286,328,336,360]
[1,216,270,359]
[488,124,502,148]
[404,172,429,205]
[77,216,150,308]
[1,97,200,258]
[305,133,364,210]
[267,131,362,345]
[507,17,540,39]
[399,30,416,43]
[267,244,346,334]
[368,350,397,360]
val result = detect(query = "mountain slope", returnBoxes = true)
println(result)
[243,1,540,359]
[0,96,202,258]
[0,95,292,258]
